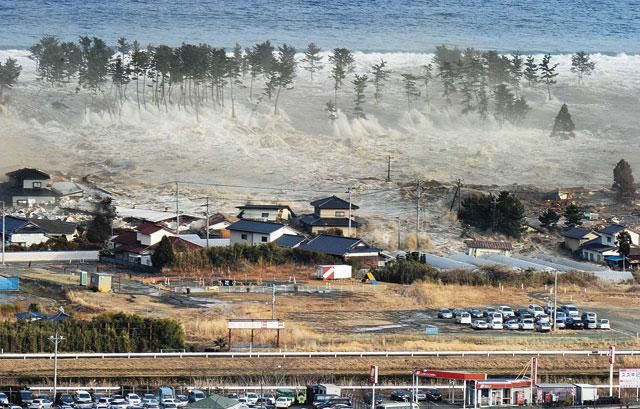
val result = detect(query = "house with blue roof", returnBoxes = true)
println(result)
[298,234,381,267]
[226,219,302,245]
[2,215,78,247]
[597,224,639,247]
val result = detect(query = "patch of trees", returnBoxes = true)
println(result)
[551,104,575,138]
[457,191,525,238]
[0,312,184,353]
[0,58,22,103]
[86,198,116,245]
[613,159,635,202]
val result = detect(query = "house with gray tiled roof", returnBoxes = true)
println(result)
[226,219,302,245]
[301,195,359,237]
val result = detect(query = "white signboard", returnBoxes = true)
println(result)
[227,320,284,329]
[619,368,640,388]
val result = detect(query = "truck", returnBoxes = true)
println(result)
[316,265,352,280]
[306,384,341,405]
[158,387,175,404]
[574,384,598,405]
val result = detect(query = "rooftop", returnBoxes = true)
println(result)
[562,227,596,240]
[310,195,359,210]
[600,224,627,235]
[6,168,50,181]
[137,224,169,235]
[581,238,617,252]
[300,215,360,227]
[28,218,77,235]
[274,234,306,248]
[299,234,379,257]
[227,219,288,234]
[465,240,513,251]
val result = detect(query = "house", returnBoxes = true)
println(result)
[298,234,380,267]
[27,218,78,242]
[236,204,295,223]
[580,238,618,264]
[1,215,77,247]
[301,195,359,237]
[2,168,58,207]
[465,240,513,257]
[562,228,599,252]
[205,213,232,238]
[274,234,307,249]
[177,234,230,248]
[136,223,174,246]
[227,220,301,245]
[111,224,175,266]
[597,224,640,247]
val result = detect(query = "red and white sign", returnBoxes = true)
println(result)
[609,345,616,364]
[531,357,538,386]
[620,369,640,388]
[370,365,379,384]
[316,265,352,280]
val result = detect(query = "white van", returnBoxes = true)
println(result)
[490,312,503,323]
[376,403,419,409]
[456,312,472,324]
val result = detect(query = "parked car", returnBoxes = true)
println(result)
[226,394,239,401]
[560,304,580,318]
[75,392,94,409]
[483,307,497,317]
[161,404,177,409]
[142,395,157,405]
[489,320,503,330]
[0,393,9,406]
[555,311,567,320]
[514,308,529,317]
[95,398,111,409]
[584,319,598,329]
[566,318,584,329]
[582,312,597,322]
[362,392,382,406]
[452,308,465,318]
[456,312,472,324]
[490,312,503,323]
[469,308,483,318]
[519,318,535,330]
[535,321,551,332]
[412,391,426,401]
[57,394,75,407]
[109,397,129,409]
[317,398,352,409]
[92,394,106,403]
[29,399,53,409]
[498,306,515,318]
[390,390,412,401]
[437,308,453,319]
[555,318,566,329]
[175,396,189,408]
[598,319,611,330]
[188,391,205,404]
[259,394,275,405]
[472,320,489,330]
[528,304,545,317]
[504,320,520,330]
[127,394,142,406]
[275,397,292,409]
[535,314,550,324]
[426,389,442,401]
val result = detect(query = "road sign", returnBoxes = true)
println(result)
[370,365,378,384]
[531,357,538,386]
[609,345,616,364]
[620,368,640,388]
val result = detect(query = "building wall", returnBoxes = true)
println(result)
[467,248,510,257]
[319,208,351,218]
[137,230,173,246]
[311,225,356,237]
[12,195,57,207]
[240,209,292,222]
[230,226,299,245]
[10,233,48,247]
[565,233,599,252]
[21,179,50,189]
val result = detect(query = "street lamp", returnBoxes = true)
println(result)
[48,332,64,401]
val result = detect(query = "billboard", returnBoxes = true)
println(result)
[227,320,284,329]
[619,369,640,388]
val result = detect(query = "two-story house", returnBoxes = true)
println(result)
[3,168,58,207]
[300,195,359,237]
[597,224,640,247]
[562,227,600,252]
[227,219,301,245]
[236,204,295,223]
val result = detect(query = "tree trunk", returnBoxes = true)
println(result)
[230,80,236,119]
[274,85,282,114]
[135,77,140,110]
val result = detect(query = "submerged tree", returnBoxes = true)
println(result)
[301,42,323,80]
[523,55,538,87]
[493,84,529,125]
[539,54,559,99]
[551,104,575,138]
[86,198,116,244]
[152,236,176,271]
[421,63,433,104]
[509,52,523,95]
[400,73,420,111]
[370,59,389,104]
[613,159,635,202]
[570,51,596,85]
[538,209,560,230]
[270,44,297,114]
[352,73,368,118]
[0,58,22,103]
[328,48,355,109]
[563,203,583,228]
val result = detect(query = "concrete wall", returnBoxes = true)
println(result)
[22,179,50,189]
[1,250,99,262]
[10,233,48,247]
[12,195,57,207]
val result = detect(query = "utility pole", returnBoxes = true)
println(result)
[348,186,353,237]
[456,178,463,214]
[271,284,276,320]
[416,181,421,251]
[386,155,391,182]
[491,195,498,232]
[202,197,210,248]
[1,201,5,266]
[48,332,64,400]
[553,270,558,332]
[396,216,401,250]
[175,181,180,234]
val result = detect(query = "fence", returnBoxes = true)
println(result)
[99,256,156,273]
[1,250,99,263]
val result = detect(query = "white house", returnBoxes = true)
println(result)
[136,224,174,246]
[581,238,619,264]
[227,220,301,245]
[465,240,513,257]
[236,204,295,223]
[597,224,640,247]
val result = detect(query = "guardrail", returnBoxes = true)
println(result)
[0,349,637,360]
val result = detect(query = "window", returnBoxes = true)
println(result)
[16,200,28,206]
[241,234,247,240]
[335,211,345,217]
[32,182,42,188]
[607,237,612,243]
[261,212,269,218]
[261,236,268,242]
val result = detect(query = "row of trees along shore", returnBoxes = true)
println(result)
[10,36,598,123]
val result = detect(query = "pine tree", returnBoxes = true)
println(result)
[613,159,636,201]
[270,44,297,114]
[563,203,583,228]
[301,42,323,80]
[86,198,116,244]
[571,51,596,85]
[0,58,21,103]
[523,55,538,87]
[328,48,355,109]
[400,73,420,111]
[421,63,433,104]
[370,59,389,104]
[617,231,632,270]
[539,54,559,99]
[510,52,523,96]
[352,73,368,118]
[439,61,458,104]
[227,47,243,118]
[151,236,176,271]
[538,209,560,229]
[493,84,514,124]
[551,104,575,138]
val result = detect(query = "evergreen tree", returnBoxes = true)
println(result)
[523,55,538,87]
[510,96,530,124]
[370,59,389,104]
[458,191,525,238]
[328,48,355,109]
[351,73,368,118]
[29,36,66,86]
[538,209,560,229]
[421,63,433,104]
[61,41,82,82]
[86,198,116,244]
[227,47,243,118]
[539,54,559,99]
[551,104,575,138]
[79,37,112,94]
[482,50,511,85]
[510,52,523,95]
[301,42,323,80]
[493,84,514,124]
[563,203,583,228]
[438,61,458,104]
[0,58,22,103]
[613,159,636,201]
[617,231,632,270]
[400,73,420,111]
[130,41,149,109]
[151,236,176,271]
[571,51,596,85]
[270,44,297,114]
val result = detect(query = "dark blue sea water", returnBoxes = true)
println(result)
[0,0,638,53]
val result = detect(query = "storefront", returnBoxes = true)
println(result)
[535,383,576,405]
[413,369,488,409]
[470,379,533,407]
